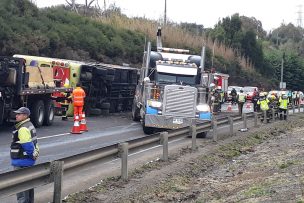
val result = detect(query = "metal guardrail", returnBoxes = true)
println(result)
[0,104,302,202]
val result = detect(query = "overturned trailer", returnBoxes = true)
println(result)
[13,55,138,116]
[79,63,138,115]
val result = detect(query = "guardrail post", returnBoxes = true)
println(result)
[272,108,276,122]
[254,112,258,127]
[228,116,233,136]
[189,119,197,151]
[293,104,295,114]
[51,161,64,203]
[119,143,128,181]
[243,113,247,129]
[213,119,218,142]
[160,132,169,161]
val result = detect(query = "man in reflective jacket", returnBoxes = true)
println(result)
[72,83,86,119]
[279,94,289,120]
[11,107,39,203]
[237,89,246,115]
[257,93,270,122]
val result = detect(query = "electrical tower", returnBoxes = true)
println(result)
[297,5,303,27]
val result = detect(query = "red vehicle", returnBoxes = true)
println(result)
[243,86,258,101]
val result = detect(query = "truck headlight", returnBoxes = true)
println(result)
[196,104,210,112]
[148,100,162,108]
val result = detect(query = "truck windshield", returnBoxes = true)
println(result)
[157,72,196,85]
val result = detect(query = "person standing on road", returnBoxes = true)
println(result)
[230,88,237,104]
[237,89,246,115]
[60,83,72,121]
[257,93,270,122]
[279,94,289,120]
[10,107,39,203]
[72,83,86,119]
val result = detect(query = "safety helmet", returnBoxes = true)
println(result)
[259,92,264,97]
[282,95,287,99]
[63,83,69,88]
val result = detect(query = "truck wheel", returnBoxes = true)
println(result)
[87,107,102,116]
[101,109,110,116]
[143,125,154,135]
[100,102,110,109]
[31,100,45,128]
[43,99,54,126]
[197,132,207,138]
[142,116,154,134]
[132,103,140,121]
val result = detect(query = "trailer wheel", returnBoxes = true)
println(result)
[31,100,45,128]
[43,99,54,126]
[87,107,102,116]
[101,109,110,116]
[100,102,110,109]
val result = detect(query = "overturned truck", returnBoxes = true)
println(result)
[80,63,138,115]
[13,55,138,116]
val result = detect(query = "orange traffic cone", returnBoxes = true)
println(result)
[79,113,88,132]
[71,115,82,134]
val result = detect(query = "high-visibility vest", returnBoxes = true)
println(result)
[72,87,86,107]
[238,93,246,102]
[257,98,269,111]
[279,97,288,110]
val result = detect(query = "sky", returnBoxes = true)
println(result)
[35,0,304,32]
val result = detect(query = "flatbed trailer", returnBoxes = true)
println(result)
[0,56,72,127]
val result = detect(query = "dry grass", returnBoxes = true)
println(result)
[95,15,254,70]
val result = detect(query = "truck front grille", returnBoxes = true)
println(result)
[163,85,197,117]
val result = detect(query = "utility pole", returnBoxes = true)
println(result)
[211,40,216,67]
[164,0,167,25]
[280,52,285,89]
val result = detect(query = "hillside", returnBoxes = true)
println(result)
[1,0,304,90]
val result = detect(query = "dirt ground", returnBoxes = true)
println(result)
[65,114,304,203]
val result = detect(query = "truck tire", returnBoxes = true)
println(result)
[132,103,140,121]
[101,109,110,116]
[30,100,45,128]
[142,115,154,134]
[87,107,102,116]
[43,99,54,126]
[197,132,207,138]
[80,72,92,81]
[100,102,110,109]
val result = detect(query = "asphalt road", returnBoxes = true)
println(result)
[0,113,144,174]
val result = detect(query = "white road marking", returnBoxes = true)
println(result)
[38,133,71,140]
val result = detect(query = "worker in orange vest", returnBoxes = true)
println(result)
[72,83,86,118]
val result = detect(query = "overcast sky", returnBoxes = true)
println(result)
[36,0,304,32]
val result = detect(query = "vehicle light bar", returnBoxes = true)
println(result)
[159,47,190,54]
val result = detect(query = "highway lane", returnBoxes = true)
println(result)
[0,113,144,173]
[1,113,255,203]
[0,112,234,174]
[2,109,301,203]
